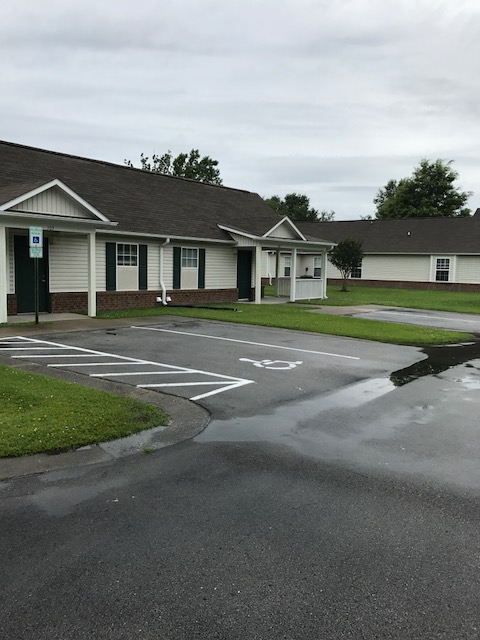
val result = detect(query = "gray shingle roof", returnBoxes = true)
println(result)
[298,215,480,254]
[0,141,282,241]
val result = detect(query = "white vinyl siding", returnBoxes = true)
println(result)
[362,255,431,281]
[10,187,94,219]
[147,243,159,290]
[49,235,88,292]
[228,232,254,247]
[96,239,106,291]
[327,255,432,282]
[162,245,174,289]
[205,246,237,288]
[267,222,298,240]
[456,256,480,283]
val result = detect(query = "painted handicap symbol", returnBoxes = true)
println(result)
[239,358,303,370]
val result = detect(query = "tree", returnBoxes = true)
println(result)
[374,159,472,219]
[319,209,335,222]
[124,149,222,185]
[329,238,364,292]
[264,193,334,222]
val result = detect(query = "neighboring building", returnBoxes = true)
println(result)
[0,141,333,322]
[295,216,480,291]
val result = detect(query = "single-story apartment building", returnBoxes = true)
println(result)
[264,215,480,292]
[0,141,334,322]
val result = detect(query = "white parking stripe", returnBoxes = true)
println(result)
[12,354,107,358]
[48,362,146,367]
[90,371,190,377]
[131,326,360,360]
[6,336,254,401]
[0,346,71,350]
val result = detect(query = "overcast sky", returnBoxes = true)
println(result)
[1,0,479,220]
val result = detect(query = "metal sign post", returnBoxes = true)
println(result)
[29,227,43,325]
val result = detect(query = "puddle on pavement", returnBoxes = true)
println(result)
[197,377,397,443]
[199,339,480,445]
[390,339,480,386]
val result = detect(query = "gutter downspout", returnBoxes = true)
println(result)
[159,238,170,305]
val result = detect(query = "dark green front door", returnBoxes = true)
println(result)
[14,235,49,313]
[236,250,252,300]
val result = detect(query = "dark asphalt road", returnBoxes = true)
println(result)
[2,442,480,640]
[2,319,480,639]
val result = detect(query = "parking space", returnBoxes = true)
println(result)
[1,318,423,419]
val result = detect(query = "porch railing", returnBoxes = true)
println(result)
[275,277,324,300]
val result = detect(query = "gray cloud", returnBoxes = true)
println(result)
[1,0,479,220]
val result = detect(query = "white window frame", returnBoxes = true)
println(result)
[431,256,455,283]
[351,261,362,279]
[284,255,291,277]
[313,256,322,278]
[181,247,198,269]
[434,257,450,282]
[117,243,138,267]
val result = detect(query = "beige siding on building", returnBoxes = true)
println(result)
[267,222,298,240]
[228,232,254,247]
[147,243,159,290]
[162,245,173,289]
[49,235,88,292]
[205,246,236,288]
[456,256,480,284]
[327,255,432,282]
[10,187,94,219]
[363,255,431,281]
[96,238,106,291]
[326,260,342,279]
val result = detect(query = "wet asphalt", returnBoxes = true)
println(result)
[1,315,480,639]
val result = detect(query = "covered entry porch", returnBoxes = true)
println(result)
[223,217,334,304]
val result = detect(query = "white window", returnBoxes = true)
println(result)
[313,257,322,278]
[117,244,138,267]
[181,248,198,268]
[351,262,362,279]
[284,256,291,277]
[435,258,450,282]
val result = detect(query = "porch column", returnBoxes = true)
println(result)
[87,231,96,317]
[321,250,328,299]
[0,226,7,323]
[289,248,297,302]
[275,249,280,296]
[254,244,262,304]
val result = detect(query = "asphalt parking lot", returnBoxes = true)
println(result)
[1,317,423,419]
[3,317,480,639]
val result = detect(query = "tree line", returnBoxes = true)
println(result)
[125,150,473,220]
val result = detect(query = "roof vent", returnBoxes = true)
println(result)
[407,231,411,236]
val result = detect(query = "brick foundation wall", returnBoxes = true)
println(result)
[97,288,238,310]
[7,294,17,315]
[327,278,480,292]
[7,289,239,316]
[50,292,88,313]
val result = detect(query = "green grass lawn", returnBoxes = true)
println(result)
[0,365,169,458]
[264,284,480,314]
[97,302,468,346]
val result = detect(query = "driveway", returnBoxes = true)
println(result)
[320,304,480,333]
